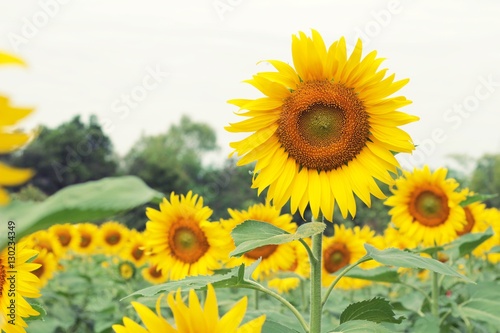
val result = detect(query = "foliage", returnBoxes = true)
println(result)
[470,154,500,208]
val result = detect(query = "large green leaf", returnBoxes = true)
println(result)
[339,298,403,324]
[460,299,500,327]
[329,320,393,333]
[0,176,163,249]
[460,193,497,207]
[344,266,401,283]
[364,244,473,283]
[230,220,325,257]
[443,227,493,259]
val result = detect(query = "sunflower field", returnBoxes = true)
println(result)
[1,28,500,333]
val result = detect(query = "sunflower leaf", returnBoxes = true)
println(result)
[364,244,474,283]
[339,297,404,324]
[458,282,500,327]
[263,320,302,333]
[488,245,500,254]
[344,266,401,283]
[230,220,325,257]
[460,193,497,207]
[329,319,394,333]
[0,176,163,249]
[443,227,494,259]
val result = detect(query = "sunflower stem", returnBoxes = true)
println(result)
[431,270,439,317]
[309,213,324,333]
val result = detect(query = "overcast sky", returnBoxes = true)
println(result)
[0,0,499,172]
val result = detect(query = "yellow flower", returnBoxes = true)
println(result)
[118,261,136,280]
[457,189,489,236]
[224,203,297,280]
[31,248,58,288]
[119,230,147,267]
[112,284,266,333]
[1,241,41,333]
[48,223,79,255]
[141,263,168,285]
[98,221,129,255]
[25,230,63,259]
[145,191,231,281]
[72,223,99,254]
[226,30,417,220]
[472,207,500,262]
[0,52,35,205]
[383,225,418,250]
[321,224,369,289]
[385,166,467,246]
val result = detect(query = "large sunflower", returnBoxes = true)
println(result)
[1,241,41,333]
[321,224,370,289]
[0,52,34,205]
[385,166,467,246]
[226,30,417,220]
[224,203,297,280]
[112,284,266,333]
[145,191,231,281]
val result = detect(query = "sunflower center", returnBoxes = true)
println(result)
[324,243,351,273]
[132,246,144,260]
[0,259,6,297]
[279,80,369,171]
[105,232,121,246]
[58,232,71,246]
[409,188,450,227]
[33,262,45,279]
[149,265,162,278]
[457,207,475,236]
[80,234,91,248]
[245,245,278,260]
[169,222,209,264]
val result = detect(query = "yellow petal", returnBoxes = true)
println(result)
[0,52,26,66]
[0,162,33,186]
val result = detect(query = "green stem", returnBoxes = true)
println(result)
[431,271,439,317]
[309,213,324,333]
[242,281,309,332]
[321,256,371,307]
[300,279,307,312]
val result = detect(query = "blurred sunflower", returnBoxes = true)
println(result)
[31,248,58,288]
[383,225,418,250]
[226,30,417,221]
[120,230,147,267]
[48,223,78,255]
[118,261,136,280]
[457,189,489,236]
[385,166,467,246]
[321,224,369,289]
[0,52,35,205]
[99,221,129,255]
[25,230,63,259]
[1,241,41,333]
[112,284,266,333]
[472,207,500,262]
[73,223,99,254]
[224,203,297,280]
[141,263,168,285]
[145,191,231,281]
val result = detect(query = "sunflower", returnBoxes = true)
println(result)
[383,225,418,250]
[0,52,34,205]
[385,166,467,246]
[120,230,147,267]
[118,261,136,280]
[321,224,369,289]
[141,263,168,285]
[25,230,63,259]
[226,30,417,221]
[73,223,100,254]
[267,239,310,293]
[145,191,231,281]
[224,203,297,280]
[457,189,489,236]
[472,207,500,262]
[1,241,41,333]
[98,221,129,255]
[112,284,266,333]
[31,248,58,288]
[48,224,79,255]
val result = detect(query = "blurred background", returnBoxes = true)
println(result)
[1,0,500,230]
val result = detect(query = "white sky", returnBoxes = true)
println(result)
[0,0,499,172]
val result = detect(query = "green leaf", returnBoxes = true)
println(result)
[25,302,47,322]
[344,266,401,283]
[263,320,302,333]
[364,244,474,283]
[487,245,500,254]
[443,227,494,259]
[230,220,325,257]
[339,297,403,324]
[0,176,163,249]
[460,299,500,327]
[329,320,393,333]
[460,193,497,207]
[413,315,440,333]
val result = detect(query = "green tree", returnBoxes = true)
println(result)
[470,154,500,208]
[7,115,118,194]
